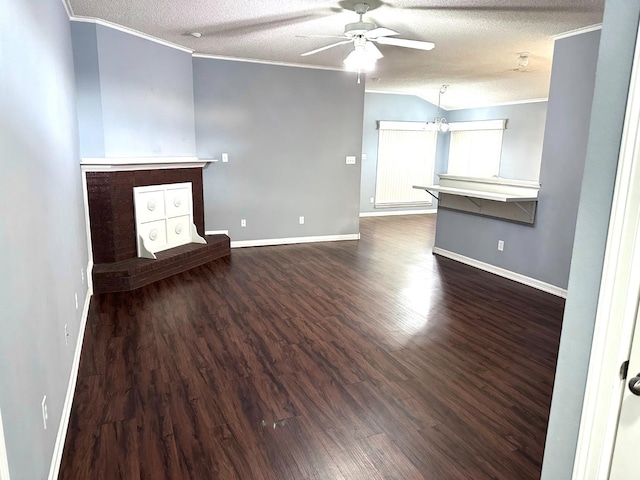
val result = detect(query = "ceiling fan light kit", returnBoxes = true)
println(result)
[343,37,379,72]
[431,84,450,133]
[300,2,435,79]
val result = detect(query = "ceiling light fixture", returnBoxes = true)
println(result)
[431,84,450,133]
[189,32,202,38]
[344,37,378,84]
[517,52,529,71]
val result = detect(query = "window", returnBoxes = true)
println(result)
[447,120,506,178]
[375,121,437,207]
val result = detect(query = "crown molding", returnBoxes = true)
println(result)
[449,97,549,110]
[61,0,73,19]
[69,16,194,53]
[364,89,423,96]
[192,53,345,72]
[553,23,602,40]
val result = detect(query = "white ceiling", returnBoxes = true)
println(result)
[67,0,605,109]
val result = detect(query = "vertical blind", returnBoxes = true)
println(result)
[447,120,505,178]
[375,127,437,207]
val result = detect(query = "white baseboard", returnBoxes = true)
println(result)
[48,274,93,480]
[360,209,437,217]
[231,233,360,248]
[204,230,229,236]
[0,409,10,480]
[432,247,568,298]
[85,259,93,295]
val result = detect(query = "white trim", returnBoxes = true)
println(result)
[365,89,421,96]
[82,163,207,172]
[81,157,210,172]
[86,260,94,296]
[365,90,548,111]
[416,184,537,202]
[449,119,506,131]
[438,174,540,188]
[81,170,94,293]
[366,90,448,110]
[60,0,72,19]
[205,230,229,236]
[81,156,202,165]
[192,53,344,72]
[231,233,360,248]
[553,24,603,40]
[70,16,193,53]
[450,98,549,110]
[360,209,436,217]
[378,121,432,131]
[47,285,92,480]
[0,409,10,480]
[79,160,95,295]
[432,247,567,298]
[572,19,640,480]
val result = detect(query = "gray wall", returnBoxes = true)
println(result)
[434,30,601,290]
[193,59,364,241]
[542,2,640,478]
[71,22,105,158]
[360,92,447,213]
[447,101,548,181]
[71,23,196,157]
[0,0,89,478]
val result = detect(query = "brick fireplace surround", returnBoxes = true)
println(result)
[82,160,230,293]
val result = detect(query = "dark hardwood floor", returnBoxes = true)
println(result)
[59,214,564,479]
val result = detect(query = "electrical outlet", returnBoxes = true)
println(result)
[498,240,505,251]
[361,153,367,161]
[369,197,374,204]
[241,219,246,227]
[64,324,70,346]
[299,216,305,225]
[41,396,48,430]
[74,293,78,310]
[222,153,229,163]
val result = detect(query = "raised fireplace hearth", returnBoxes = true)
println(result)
[82,157,230,293]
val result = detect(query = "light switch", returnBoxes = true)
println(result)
[222,153,229,162]
[346,156,356,165]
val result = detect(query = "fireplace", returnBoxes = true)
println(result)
[133,182,205,259]
[81,157,230,293]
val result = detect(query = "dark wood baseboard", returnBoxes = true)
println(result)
[92,234,230,293]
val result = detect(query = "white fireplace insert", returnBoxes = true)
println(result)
[133,182,206,259]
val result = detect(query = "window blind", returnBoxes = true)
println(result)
[375,128,437,207]
[447,124,504,178]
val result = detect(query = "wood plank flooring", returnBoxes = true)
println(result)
[59,215,564,479]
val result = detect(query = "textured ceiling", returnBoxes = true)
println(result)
[67,0,605,109]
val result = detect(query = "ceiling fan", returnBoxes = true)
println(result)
[300,2,435,72]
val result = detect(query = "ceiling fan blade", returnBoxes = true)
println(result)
[301,39,353,57]
[365,27,398,39]
[296,34,348,39]
[365,41,384,60]
[374,36,435,51]
[405,5,581,12]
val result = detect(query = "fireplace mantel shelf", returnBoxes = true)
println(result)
[81,157,212,172]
